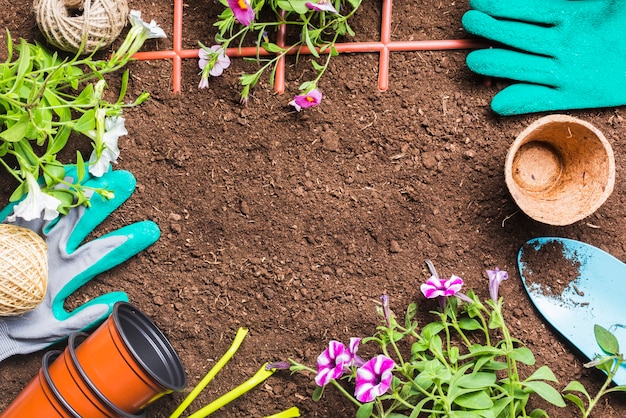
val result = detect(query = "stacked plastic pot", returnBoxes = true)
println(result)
[1,302,187,417]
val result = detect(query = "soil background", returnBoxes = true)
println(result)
[1,1,626,417]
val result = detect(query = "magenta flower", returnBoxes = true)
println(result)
[487,268,508,302]
[289,89,322,111]
[421,275,464,299]
[315,337,361,386]
[227,0,255,26]
[354,355,395,402]
[421,274,472,309]
[306,0,338,13]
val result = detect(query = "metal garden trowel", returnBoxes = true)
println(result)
[518,237,626,385]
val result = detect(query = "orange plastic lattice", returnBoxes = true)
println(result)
[132,0,485,93]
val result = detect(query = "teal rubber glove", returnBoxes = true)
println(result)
[0,167,160,361]
[462,0,626,115]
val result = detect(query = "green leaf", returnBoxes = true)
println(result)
[261,42,284,54]
[8,180,28,203]
[311,60,325,72]
[74,83,95,105]
[303,29,320,58]
[528,409,550,418]
[563,393,586,414]
[43,164,66,186]
[563,380,589,397]
[43,90,71,121]
[297,80,317,92]
[276,0,309,14]
[312,385,324,401]
[456,372,496,389]
[0,117,29,142]
[76,152,85,183]
[356,402,373,418]
[525,365,558,383]
[453,390,493,409]
[458,317,481,331]
[522,381,565,407]
[73,109,96,133]
[13,39,32,93]
[240,72,261,87]
[594,324,620,355]
[509,347,535,365]
[421,321,444,339]
[48,188,74,213]
[464,344,504,358]
[48,126,71,155]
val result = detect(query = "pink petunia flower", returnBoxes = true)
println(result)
[354,355,395,402]
[315,338,361,386]
[227,0,255,26]
[289,89,323,111]
[306,0,338,13]
[421,275,464,299]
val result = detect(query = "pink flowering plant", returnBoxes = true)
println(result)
[198,0,362,109]
[271,260,578,417]
[267,260,626,416]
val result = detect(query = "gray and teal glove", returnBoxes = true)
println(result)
[0,167,160,360]
[462,0,626,115]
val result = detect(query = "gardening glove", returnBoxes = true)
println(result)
[462,0,626,115]
[0,167,160,361]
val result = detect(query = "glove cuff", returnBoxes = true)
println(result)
[0,320,21,362]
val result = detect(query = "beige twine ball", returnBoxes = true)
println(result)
[33,0,129,54]
[0,224,48,316]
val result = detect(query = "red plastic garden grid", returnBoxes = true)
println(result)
[133,0,485,94]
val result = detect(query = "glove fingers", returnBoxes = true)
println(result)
[63,170,137,252]
[463,10,557,56]
[468,0,566,24]
[55,291,128,332]
[490,84,565,115]
[466,49,559,86]
[53,221,160,301]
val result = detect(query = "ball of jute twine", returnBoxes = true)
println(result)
[33,0,129,54]
[0,224,48,316]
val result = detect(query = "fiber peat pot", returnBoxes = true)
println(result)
[505,115,615,226]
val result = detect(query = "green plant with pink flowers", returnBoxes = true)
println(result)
[271,262,575,417]
[267,261,626,417]
[198,0,361,110]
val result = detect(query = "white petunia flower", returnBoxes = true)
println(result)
[129,10,167,39]
[8,172,62,221]
[89,116,126,177]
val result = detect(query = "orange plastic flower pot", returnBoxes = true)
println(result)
[74,302,187,414]
[1,351,78,418]
[53,332,147,418]
[47,339,116,418]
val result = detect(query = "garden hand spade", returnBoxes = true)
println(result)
[517,237,626,385]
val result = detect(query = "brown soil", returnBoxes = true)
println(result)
[2,1,626,417]
[520,241,582,298]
